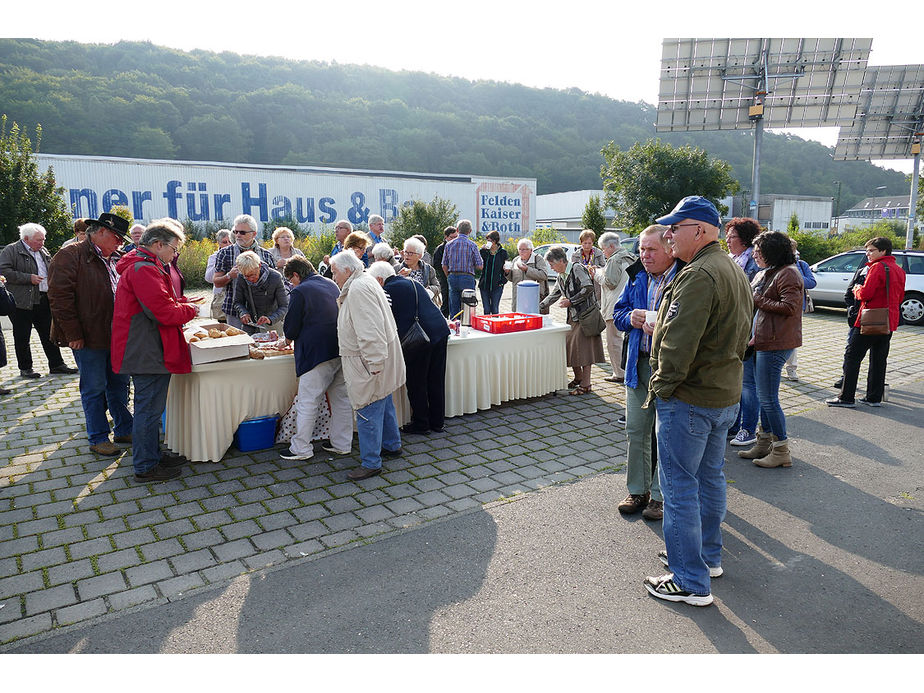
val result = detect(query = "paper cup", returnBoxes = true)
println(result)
[645,310,657,325]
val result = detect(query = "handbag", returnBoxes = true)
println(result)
[400,283,431,351]
[859,264,891,336]
[577,302,606,337]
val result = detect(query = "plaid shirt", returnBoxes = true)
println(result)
[214,242,277,316]
[441,234,483,275]
[642,261,678,353]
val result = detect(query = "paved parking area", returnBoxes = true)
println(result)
[1,289,922,647]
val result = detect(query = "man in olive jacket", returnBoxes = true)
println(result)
[642,196,752,607]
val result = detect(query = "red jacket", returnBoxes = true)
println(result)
[111,248,198,374]
[854,254,906,331]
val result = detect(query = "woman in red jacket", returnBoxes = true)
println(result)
[827,236,906,408]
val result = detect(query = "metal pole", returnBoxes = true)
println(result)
[750,117,762,223]
[908,148,920,250]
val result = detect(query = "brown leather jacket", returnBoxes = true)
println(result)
[48,240,122,350]
[752,264,803,351]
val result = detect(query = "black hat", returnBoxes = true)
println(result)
[87,213,131,242]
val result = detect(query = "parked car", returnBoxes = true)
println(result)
[620,236,639,255]
[808,249,924,326]
[532,243,581,281]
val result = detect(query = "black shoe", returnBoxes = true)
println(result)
[380,447,402,458]
[347,466,381,481]
[400,423,429,435]
[430,425,445,433]
[833,378,843,389]
[0,387,11,395]
[321,441,351,455]
[20,369,41,379]
[160,451,188,468]
[825,397,856,408]
[616,414,626,425]
[49,364,78,375]
[134,464,182,483]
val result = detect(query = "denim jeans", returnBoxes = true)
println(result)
[737,353,759,434]
[656,397,737,596]
[131,373,171,475]
[356,395,401,470]
[480,285,504,315]
[625,357,661,501]
[755,349,793,440]
[447,273,476,321]
[72,348,132,445]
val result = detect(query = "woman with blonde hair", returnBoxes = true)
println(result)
[270,226,305,271]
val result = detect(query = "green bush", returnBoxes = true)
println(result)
[177,238,215,289]
[791,222,910,265]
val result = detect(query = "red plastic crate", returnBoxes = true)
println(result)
[471,313,543,334]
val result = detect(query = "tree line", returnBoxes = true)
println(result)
[0,38,910,212]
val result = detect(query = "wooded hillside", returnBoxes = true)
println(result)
[0,38,908,211]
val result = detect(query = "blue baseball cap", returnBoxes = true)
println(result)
[656,196,720,228]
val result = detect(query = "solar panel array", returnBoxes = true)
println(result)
[834,64,924,160]
[657,38,873,132]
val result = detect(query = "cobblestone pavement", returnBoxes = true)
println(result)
[1,287,922,647]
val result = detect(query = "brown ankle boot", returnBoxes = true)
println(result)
[754,439,792,468]
[738,430,775,459]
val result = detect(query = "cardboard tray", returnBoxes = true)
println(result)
[185,322,254,365]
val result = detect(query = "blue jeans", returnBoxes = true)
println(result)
[755,349,793,440]
[447,273,476,321]
[480,285,503,315]
[737,353,759,434]
[356,395,401,470]
[131,373,171,475]
[72,348,132,444]
[656,397,737,596]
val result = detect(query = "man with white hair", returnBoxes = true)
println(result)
[0,223,77,378]
[595,232,635,384]
[211,214,275,329]
[367,214,386,245]
[642,196,752,606]
[121,223,145,252]
[329,251,405,480]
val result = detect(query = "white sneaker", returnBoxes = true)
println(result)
[785,368,799,381]
[644,574,713,606]
[730,429,756,446]
[659,550,723,578]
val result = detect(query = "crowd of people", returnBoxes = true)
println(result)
[0,198,909,607]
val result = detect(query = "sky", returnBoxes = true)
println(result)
[4,0,921,176]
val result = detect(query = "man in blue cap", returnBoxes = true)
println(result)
[642,195,752,606]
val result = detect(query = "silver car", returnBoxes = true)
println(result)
[808,249,924,326]
[532,243,582,281]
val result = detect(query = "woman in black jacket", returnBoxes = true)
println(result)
[0,275,15,394]
[478,230,508,315]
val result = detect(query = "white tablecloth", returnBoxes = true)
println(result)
[166,323,569,462]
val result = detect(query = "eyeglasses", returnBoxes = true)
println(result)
[403,250,420,256]
[233,229,253,235]
[669,223,700,233]
[163,241,180,256]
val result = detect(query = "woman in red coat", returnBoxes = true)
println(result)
[827,236,906,408]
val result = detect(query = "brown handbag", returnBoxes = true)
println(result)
[859,264,891,336]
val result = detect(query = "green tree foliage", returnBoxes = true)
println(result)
[389,197,460,254]
[109,205,133,226]
[0,114,71,247]
[581,194,607,236]
[787,213,800,235]
[601,139,740,231]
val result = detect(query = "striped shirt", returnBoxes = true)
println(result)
[642,261,679,353]
[441,234,483,275]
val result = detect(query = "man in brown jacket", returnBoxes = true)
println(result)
[48,213,133,456]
